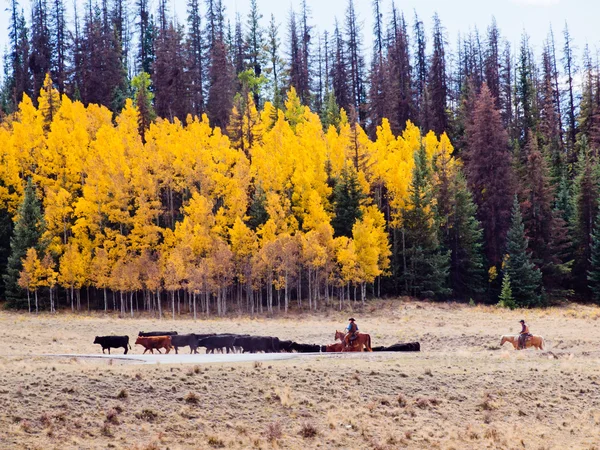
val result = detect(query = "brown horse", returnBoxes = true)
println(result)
[500,335,544,350]
[325,342,343,352]
[335,330,373,352]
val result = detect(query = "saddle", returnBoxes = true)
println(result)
[518,333,532,349]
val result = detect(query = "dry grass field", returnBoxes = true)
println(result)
[1,299,600,450]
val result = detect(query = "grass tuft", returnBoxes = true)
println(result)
[185,392,200,404]
[266,421,283,442]
[116,388,128,399]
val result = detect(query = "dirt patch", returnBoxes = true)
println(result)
[1,300,600,449]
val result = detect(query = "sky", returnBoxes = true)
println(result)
[0,0,597,77]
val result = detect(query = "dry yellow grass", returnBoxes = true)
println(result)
[1,299,600,449]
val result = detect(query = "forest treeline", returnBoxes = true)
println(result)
[1,0,600,314]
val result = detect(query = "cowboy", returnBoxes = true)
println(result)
[344,318,359,348]
[518,319,531,349]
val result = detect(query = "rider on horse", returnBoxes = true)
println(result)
[518,319,531,349]
[345,318,359,348]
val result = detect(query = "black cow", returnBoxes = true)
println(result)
[385,342,420,352]
[171,334,200,354]
[138,331,178,337]
[235,336,279,353]
[279,340,294,352]
[371,346,386,352]
[290,342,321,353]
[198,335,237,354]
[93,336,131,355]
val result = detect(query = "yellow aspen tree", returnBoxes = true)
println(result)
[58,241,89,311]
[229,217,258,310]
[333,236,358,307]
[90,248,112,312]
[352,205,391,302]
[38,252,58,313]
[18,248,42,313]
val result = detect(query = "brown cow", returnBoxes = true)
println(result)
[135,336,172,354]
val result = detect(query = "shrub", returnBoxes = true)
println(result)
[299,422,318,438]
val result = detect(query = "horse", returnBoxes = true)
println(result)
[500,334,544,350]
[325,342,343,352]
[335,330,373,352]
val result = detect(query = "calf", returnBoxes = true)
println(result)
[171,334,200,354]
[135,336,172,354]
[138,331,178,337]
[93,336,131,355]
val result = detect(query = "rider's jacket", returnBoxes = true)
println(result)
[346,322,358,334]
[520,323,530,334]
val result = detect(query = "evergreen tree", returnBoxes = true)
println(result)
[562,24,577,158]
[245,0,265,106]
[385,8,412,134]
[428,14,448,135]
[484,18,500,106]
[331,165,366,238]
[520,132,564,280]
[466,83,515,266]
[0,210,13,300]
[446,172,486,299]
[504,196,543,307]
[49,0,67,93]
[29,0,52,104]
[321,90,341,131]
[402,145,450,298]
[131,71,155,141]
[571,139,600,291]
[266,14,283,109]
[331,20,350,113]
[498,272,516,309]
[207,36,234,129]
[345,0,366,124]
[413,12,428,130]
[186,0,205,116]
[4,0,31,112]
[587,210,600,303]
[137,0,154,74]
[3,179,45,308]
[515,33,537,150]
[153,22,190,121]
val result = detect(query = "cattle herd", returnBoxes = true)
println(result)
[93,331,421,356]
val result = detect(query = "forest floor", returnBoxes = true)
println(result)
[1,299,600,449]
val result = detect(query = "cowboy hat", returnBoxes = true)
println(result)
[519,319,525,323]
[348,318,356,322]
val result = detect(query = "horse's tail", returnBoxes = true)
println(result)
[540,336,545,350]
[367,334,372,352]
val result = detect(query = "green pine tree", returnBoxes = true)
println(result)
[587,210,600,303]
[3,179,45,308]
[504,196,543,307]
[446,172,487,299]
[402,144,450,298]
[321,90,341,132]
[498,273,516,309]
[331,165,366,238]
[247,185,268,231]
[131,72,156,141]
